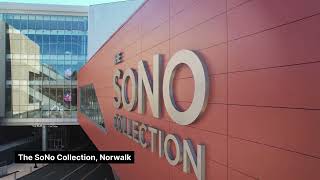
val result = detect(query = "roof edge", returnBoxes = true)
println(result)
[0,2,88,14]
[80,0,148,72]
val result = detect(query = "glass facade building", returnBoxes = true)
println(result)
[79,84,104,128]
[0,13,88,119]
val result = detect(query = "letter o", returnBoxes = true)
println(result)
[122,68,138,111]
[163,49,209,125]
[164,134,182,166]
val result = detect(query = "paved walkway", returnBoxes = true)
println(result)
[0,137,34,152]
[0,163,47,180]
[18,163,115,180]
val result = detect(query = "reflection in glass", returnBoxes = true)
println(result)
[2,13,88,119]
[80,85,105,128]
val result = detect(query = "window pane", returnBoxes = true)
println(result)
[35,20,43,29]
[21,20,28,29]
[49,20,57,30]
[65,21,72,30]
[28,20,35,29]
[58,21,64,30]
[43,20,50,30]
[79,85,105,128]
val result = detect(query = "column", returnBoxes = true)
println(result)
[0,21,6,117]
[42,125,47,151]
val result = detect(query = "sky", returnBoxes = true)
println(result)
[0,0,127,6]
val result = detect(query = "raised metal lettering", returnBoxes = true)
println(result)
[183,139,205,180]
[121,68,138,111]
[113,69,122,108]
[164,134,182,166]
[163,50,209,125]
[138,54,162,118]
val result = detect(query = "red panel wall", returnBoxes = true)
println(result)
[78,0,320,179]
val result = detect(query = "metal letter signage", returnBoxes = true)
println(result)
[112,49,208,180]
[114,52,123,64]
[113,49,209,124]
[121,68,138,111]
[113,69,122,108]
[138,54,162,118]
[163,50,209,125]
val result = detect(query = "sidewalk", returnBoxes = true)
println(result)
[0,163,47,180]
[0,137,34,152]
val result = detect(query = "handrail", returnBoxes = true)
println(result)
[0,161,6,167]
[0,170,19,178]
[0,136,35,152]
[0,162,8,177]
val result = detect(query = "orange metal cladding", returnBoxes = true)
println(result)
[78,0,320,179]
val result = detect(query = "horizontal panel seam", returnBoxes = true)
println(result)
[227,0,254,11]
[228,167,259,180]
[170,11,226,39]
[227,103,320,111]
[229,135,320,160]
[228,11,320,42]
[228,59,320,74]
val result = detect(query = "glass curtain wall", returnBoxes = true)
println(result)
[79,84,105,128]
[0,13,87,119]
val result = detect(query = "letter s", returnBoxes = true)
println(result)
[113,69,123,108]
